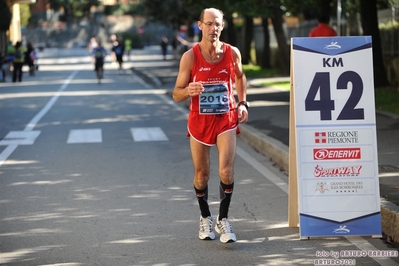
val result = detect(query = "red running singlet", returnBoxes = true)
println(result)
[187,43,240,146]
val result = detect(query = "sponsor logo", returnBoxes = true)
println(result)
[218,69,228,74]
[314,131,359,144]
[199,67,211,72]
[313,148,361,160]
[224,188,233,193]
[330,181,363,191]
[315,132,326,143]
[315,181,329,194]
[314,165,362,178]
[325,42,341,49]
[333,225,350,234]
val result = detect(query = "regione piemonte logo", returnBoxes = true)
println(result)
[313,148,361,160]
[315,132,327,143]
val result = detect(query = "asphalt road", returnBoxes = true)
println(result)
[0,47,398,266]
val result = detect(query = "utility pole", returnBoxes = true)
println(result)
[337,0,342,36]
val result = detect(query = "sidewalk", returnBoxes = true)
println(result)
[131,52,399,245]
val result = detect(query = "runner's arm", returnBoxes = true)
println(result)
[232,46,248,123]
[173,50,195,102]
[232,46,247,103]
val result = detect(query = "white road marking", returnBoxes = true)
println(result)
[25,71,78,131]
[0,131,41,145]
[0,71,78,168]
[67,129,102,144]
[130,127,169,142]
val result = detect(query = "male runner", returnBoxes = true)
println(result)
[172,7,248,243]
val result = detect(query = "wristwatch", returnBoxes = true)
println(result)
[238,101,249,110]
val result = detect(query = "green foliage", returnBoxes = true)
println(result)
[260,80,291,90]
[375,87,399,115]
[48,0,100,18]
[104,3,143,16]
[20,4,31,26]
[379,20,399,52]
[116,31,145,49]
[243,64,281,78]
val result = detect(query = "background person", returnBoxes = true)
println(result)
[6,41,15,79]
[25,42,37,76]
[309,16,337,37]
[12,41,26,82]
[1,52,7,82]
[110,34,125,72]
[160,36,168,60]
[124,38,132,60]
[88,37,98,53]
[172,7,248,244]
[91,39,107,83]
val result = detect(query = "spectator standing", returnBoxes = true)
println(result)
[309,16,337,37]
[124,38,132,60]
[6,41,15,78]
[25,42,37,76]
[0,52,6,82]
[171,36,178,61]
[160,36,168,60]
[12,41,26,82]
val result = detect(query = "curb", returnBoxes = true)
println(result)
[238,120,399,246]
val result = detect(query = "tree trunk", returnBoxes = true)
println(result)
[270,8,290,75]
[225,15,236,47]
[359,0,389,87]
[242,15,253,65]
[0,0,12,31]
[319,0,333,20]
[259,17,271,68]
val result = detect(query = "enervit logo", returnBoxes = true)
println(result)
[313,148,361,160]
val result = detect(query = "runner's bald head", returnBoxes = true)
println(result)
[200,8,224,21]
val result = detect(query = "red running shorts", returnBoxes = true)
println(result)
[187,109,240,146]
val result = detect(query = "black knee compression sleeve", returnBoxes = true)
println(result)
[219,181,234,219]
[194,186,211,218]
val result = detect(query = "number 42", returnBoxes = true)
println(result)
[305,71,365,121]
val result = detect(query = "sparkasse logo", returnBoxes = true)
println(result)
[313,148,361,160]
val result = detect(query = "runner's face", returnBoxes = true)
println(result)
[199,11,224,42]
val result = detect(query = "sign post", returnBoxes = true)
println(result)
[289,36,382,238]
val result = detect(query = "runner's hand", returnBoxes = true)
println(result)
[187,82,204,97]
[238,105,248,124]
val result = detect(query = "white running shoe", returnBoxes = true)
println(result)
[199,216,215,240]
[215,215,237,243]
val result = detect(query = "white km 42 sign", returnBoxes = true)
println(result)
[289,36,382,238]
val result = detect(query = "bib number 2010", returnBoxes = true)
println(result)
[305,71,364,121]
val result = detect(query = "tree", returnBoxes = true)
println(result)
[0,0,12,54]
[0,0,12,31]
[269,3,290,75]
[359,0,389,87]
